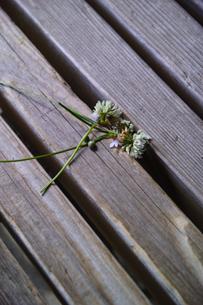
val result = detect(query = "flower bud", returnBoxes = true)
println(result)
[88,140,96,149]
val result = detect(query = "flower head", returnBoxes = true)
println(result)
[112,119,134,134]
[92,100,151,160]
[122,130,151,159]
[92,100,122,126]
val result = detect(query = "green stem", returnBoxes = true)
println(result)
[0,145,85,163]
[0,81,108,133]
[40,114,105,193]
[0,134,111,163]
[0,82,116,192]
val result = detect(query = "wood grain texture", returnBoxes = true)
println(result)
[86,0,203,117]
[175,0,203,25]
[0,116,149,305]
[1,0,203,230]
[0,238,47,305]
[0,8,203,305]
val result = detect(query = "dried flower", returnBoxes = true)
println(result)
[112,119,134,134]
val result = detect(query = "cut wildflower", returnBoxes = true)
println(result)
[117,127,133,145]
[110,138,121,148]
[92,113,99,122]
[92,100,122,126]
[123,130,151,159]
[112,119,134,134]
[0,82,151,192]
[40,113,106,192]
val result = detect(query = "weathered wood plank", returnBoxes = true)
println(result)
[1,0,202,231]
[175,0,203,25]
[86,0,203,117]
[0,238,47,305]
[0,116,149,305]
[0,8,203,305]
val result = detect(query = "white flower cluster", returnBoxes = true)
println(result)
[125,130,151,159]
[92,100,122,124]
[92,100,151,159]
[112,119,134,134]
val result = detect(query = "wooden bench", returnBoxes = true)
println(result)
[0,1,203,304]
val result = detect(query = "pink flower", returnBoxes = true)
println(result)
[110,138,121,148]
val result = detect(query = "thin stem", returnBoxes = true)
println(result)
[0,81,56,104]
[0,133,111,164]
[0,82,115,192]
[40,114,105,193]
[0,145,85,163]
[0,81,108,133]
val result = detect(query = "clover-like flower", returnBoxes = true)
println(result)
[125,130,151,159]
[112,119,134,134]
[118,130,151,159]
[92,100,150,159]
[0,82,152,194]
[92,100,122,126]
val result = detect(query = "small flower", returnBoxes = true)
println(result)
[133,130,151,144]
[92,100,122,126]
[92,100,151,159]
[92,113,99,122]
[117,127,132,145]
[110,137,121,148]
[122,130,151,159]
[113,119,134,134]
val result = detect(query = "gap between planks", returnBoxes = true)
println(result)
[0,115,150,305]
[86,0,203,118]
[0,0,202,232]
[0,237,47,305]
[1,8,203,304]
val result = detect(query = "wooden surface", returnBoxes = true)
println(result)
[175,0,203,24]
[0,117,149,305]
[1,0,203,231]
[0,1,203,305]
[87,0,203,117]
[0,238,47,305]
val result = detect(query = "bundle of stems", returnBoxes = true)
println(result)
[0,81,116,193]
[0,82,151,193]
